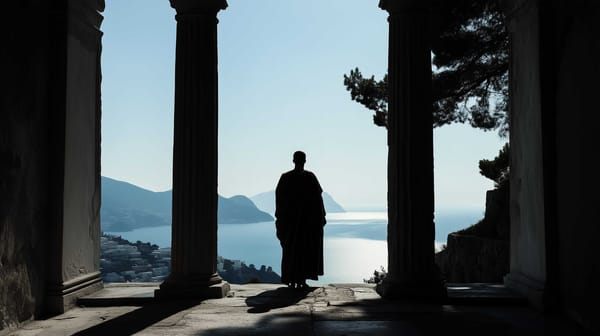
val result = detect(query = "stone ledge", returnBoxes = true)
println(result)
[78,283,159,307]
[155,282,231,300]
[46,273,104,314]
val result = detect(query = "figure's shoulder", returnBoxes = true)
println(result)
[281,170,295,178]
[303,170,322,185]
[278,170,295,182]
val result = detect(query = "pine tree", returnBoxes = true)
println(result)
[343,0,508,137]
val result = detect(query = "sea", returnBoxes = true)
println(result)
[104,209,483,285]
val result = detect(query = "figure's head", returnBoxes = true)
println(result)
[293,151,306,167]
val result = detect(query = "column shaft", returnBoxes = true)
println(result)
[378,0,446,299]
[171,14,220,281]
[156,0,229,299]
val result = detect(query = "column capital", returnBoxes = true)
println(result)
[379,0,430,13]
[170,0,228,15]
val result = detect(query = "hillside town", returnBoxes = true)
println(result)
[100,234,281,284]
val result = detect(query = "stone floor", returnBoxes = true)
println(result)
[6,283,594,336]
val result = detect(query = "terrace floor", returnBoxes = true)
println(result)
[6,283,593,336]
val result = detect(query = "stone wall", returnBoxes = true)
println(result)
[436,234,509,283]
[0,3,54,332]
[503,0,548,303]
[551,1,600,332]
[1,1,104,332]
[435,188,510,283]
[44,0,104,312]
[0,117,53,334]
[502,1,600,332]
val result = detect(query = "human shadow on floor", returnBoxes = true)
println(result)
[72,299,200,336]
[245,286,313,313]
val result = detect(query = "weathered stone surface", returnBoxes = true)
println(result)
[5,283,584,336]
[436,234,509,283]
[1,7,55,333]
[435,188,510,283]
[157,0,227,300]
[380,0,444,300]
[1,1,104,332]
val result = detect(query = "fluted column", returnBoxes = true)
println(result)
[377,0,446,299]
[156,0,229,299]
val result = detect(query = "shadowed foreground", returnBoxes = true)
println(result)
[7,283,591,336]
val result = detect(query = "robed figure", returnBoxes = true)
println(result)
[275,151,326,289]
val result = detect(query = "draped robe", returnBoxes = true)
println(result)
[275,169,326,283]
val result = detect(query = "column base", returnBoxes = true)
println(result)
[504,271,546,310]
[376,275,447,301]
[155,273,230,300]
[46,272,104,314]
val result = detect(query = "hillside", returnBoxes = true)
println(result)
[100,233,280,284]
[250,190,346,215]
[101,176,273,232]
[217,195,274,224]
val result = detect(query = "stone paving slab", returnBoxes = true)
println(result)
[7,307,139,336]
[5,283,592,336]
[77,283,159,307]
[445,283,527,305]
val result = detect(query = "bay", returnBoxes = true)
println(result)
[104,209,483,285]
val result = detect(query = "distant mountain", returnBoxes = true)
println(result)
[250,190,346,215]
[101,176,273,232]
[216,195,273,224]
[101,177,171,232]
[250,191,277,215]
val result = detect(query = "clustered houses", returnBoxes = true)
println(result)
[99,235,172,282]
[99,235,248,283]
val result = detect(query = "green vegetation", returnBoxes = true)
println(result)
[344,0,508,137]
[479,142,509,190]
[363,266,387,284]
[459,143,510,239]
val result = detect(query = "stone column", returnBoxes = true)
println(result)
[155,0,229,299]
[377,0,446,299]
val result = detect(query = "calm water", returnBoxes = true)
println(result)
[105,210,482,285]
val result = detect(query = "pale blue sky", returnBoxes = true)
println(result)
[100,0,507,211]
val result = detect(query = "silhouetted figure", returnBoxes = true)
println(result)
[275,151,326,290]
